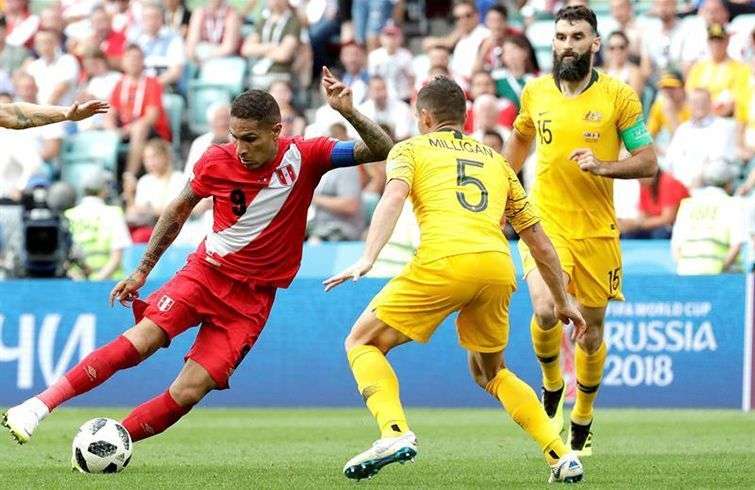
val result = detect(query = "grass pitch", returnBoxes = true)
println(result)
[0,408,753,488]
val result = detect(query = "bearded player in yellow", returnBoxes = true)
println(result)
[503,6,658,456]
[324,76,587,483]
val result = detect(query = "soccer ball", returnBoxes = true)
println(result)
[71,418,132,474]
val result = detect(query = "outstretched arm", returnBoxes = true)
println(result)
[109,184,202,306]
[323,179,409,291]
[0,100,109,129]
[321,66,393,164]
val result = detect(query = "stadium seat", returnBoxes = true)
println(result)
[188,85,232,135]
[191,56,247,97]
[59,129,121,171]
[162,93,185,155]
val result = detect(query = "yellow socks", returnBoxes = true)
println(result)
[572,342,607,425]
[530,317,564,391]
[347,345,409,438]
[486,369,568,465]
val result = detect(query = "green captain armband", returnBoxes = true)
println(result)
[620,118,653,151]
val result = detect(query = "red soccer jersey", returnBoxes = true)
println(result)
[188,136,337,287]
[109,75,171,141]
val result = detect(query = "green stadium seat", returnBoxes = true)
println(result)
[162,93,185,155]
[60,129,121,171]
[188,86,232,135]
[192,56,247,97]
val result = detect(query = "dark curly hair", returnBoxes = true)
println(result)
[416,77,466,125]
[231,90,281,126]
[555,5,598,35]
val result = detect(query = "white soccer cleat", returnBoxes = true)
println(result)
[548,452,584,484]
[343,431,417,480]
[1,398,49,444]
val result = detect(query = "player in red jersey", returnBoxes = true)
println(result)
[2,67,394,445]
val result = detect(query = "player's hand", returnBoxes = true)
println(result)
[321,66,354,115]
[109,270,147,307]
[65,100,109,121]
[322,257,374,292]
[570,148,605,176]
[554,300,587,342]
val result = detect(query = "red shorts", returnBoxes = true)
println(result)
[133,258,276,389]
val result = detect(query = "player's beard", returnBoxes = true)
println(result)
[553,50,592,82]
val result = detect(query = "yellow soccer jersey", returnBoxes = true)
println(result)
[386,129,539,263]
[513,70,651,239]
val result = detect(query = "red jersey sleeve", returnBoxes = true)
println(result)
[109,79,123,112]
[189,149,213,198]
[144,77,163,110]
[300,136,338,175]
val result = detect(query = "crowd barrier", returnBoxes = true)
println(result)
[1,273,751,409]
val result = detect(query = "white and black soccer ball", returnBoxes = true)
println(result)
[72,418,132,474]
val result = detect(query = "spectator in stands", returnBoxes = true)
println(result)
[241,0,301,89]
[640,0,686,81]
[679,0,730,70]
[620,169,689,239]
[307,0,341,80]
[736,55,755,164]
[78,47,121,130]
[603,31,645,96]
[308,162,365,242]
[164,0,192,38]
[65,170,132,281]
[11,72,65,165]
[686,23,750,119]
[337,41,370,105]
[465,70,516,133]
[78,6,127,69]
[268,79,306,137]
[136,1,186,89]
[108,44,172,176]
[368,24,414,102]
[351,0,394,51]
[603,0,642,60]
[665,88,737,190]
[0,121,42,202]
[357,75,414,140]
[4,0,38,49]
[473,4,520,73]
[124,138,185,243]
[185,102,231,175]
[39,6,66,46]
[413,45,455,93]
[472,93,511,142]
[185,0,240,64]
[26,29,80,106]
[424,0,489,88]
[671,159,746,274]
[0,14,29,73]
[107,0,140,41]
[647,70,691,145]
[492,34,537,110]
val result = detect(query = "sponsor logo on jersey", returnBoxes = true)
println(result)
[583,131,600,141]
[157,295,175,312]
[584,111,602,122]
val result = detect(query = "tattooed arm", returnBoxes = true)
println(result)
[0,100,109,130]
[341,109,394,164]
[109,184,202,306]
[321,66,394,164]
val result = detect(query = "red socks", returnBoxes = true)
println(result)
[38,336,141,411]
[122,391,193,442]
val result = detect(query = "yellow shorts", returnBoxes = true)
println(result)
[518,236,623,308]
[370,251,516,353]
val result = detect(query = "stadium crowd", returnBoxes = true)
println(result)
[0,0,754,279]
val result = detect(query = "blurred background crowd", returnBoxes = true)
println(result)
[0,0,754,280]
